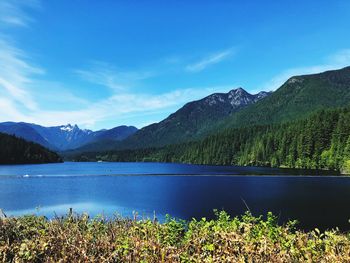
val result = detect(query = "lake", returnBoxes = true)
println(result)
[0,162,349,231]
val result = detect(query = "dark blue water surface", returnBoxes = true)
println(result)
[0,162,349,230]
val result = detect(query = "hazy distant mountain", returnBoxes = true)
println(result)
[0,122,138,151]
[0,122,55,150]
[67,125,139,153]
[116,88,271,149]
[91,125,138,142]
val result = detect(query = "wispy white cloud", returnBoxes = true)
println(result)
[0,0,40,27]
[0,97,27,120]
[75,61,155,91]
[0,0,43,112]
[185,48,234,73]
[0,0,88,123]
[258,49,350,92]
[0,38,44,111]
[0,38,90,115]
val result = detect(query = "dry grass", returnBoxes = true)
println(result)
[1,211,350,262]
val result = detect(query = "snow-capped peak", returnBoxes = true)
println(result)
[60,124,76,132]
[60,125,72,132]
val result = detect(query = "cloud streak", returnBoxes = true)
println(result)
[0,0,40,27]
[185,48,234,72]
[0,38,44,111]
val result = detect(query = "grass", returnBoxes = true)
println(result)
[1,210,350,262]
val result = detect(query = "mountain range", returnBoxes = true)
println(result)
[74,67,350,154]
[77,88,271,152]
[0,122,137,151]
[1,88,270,154]
[67,66,350,173]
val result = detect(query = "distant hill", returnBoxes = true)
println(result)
[0,132,62,164]
[0,123,137,151]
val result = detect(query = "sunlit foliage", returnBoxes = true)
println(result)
[1,211,350,262]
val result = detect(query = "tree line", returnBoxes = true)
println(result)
[74,107,350,173]
[0,132,62,164]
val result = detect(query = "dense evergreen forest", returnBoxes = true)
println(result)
[72,107,350,173]
[0,132,62,164]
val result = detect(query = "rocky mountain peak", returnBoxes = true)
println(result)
[255,91,272,100]
[202,87,270,109]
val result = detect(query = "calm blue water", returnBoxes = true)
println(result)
[0,162,349,230]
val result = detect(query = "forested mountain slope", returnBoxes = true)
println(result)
[116,88,270,149]
[0,132,62,164]
[221,66,350,129]
[74,107,350,173]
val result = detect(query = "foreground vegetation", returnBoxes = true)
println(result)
[73,107,350,174]
[1,211,350,262]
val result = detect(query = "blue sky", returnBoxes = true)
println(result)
[0,0,350,130]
